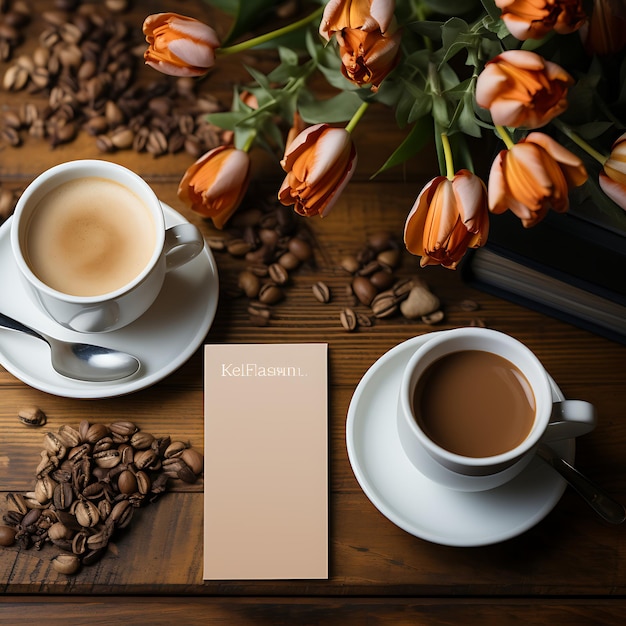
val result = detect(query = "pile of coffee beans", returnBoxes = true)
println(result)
[206,197,317,326]
[0,0,227,157]
[0,419,203,575]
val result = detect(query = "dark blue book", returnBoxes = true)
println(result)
[462,202,626,344]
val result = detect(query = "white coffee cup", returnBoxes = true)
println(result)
[11,160,204,333]
[397,327,597,491]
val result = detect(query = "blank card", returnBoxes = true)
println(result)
[203,343,328,580]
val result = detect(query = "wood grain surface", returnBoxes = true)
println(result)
[0,1,624,623]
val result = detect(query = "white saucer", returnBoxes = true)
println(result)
[0,203,218,399]
[346,332,574,547]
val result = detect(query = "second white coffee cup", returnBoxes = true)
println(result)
[11,160,204,333]
[397,327,597,491]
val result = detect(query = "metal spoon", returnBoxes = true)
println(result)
[0,311,140,382]
[538,444,625,524]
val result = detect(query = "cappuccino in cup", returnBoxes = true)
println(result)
[11,160,204,333]
[24,177,156,297]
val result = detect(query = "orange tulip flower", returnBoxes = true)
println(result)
[475,50,574,129]
[319,0,396,41]
[178,145,251,229]
[599,132,626,210]
[404,170,490,269]
[337,27,401,91]
[495,0,586,40]
[278,123,357,218]
[488,132,588,227]
[143,13,221,77]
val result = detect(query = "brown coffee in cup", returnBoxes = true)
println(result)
[24,177,156,297]
[412,350,536,458]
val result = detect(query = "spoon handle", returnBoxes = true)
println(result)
[0,311,45,342]
[538,445,625,525]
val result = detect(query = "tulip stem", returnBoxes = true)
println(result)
[552,119,608,165]
[495,125,515,149]
[217,7,324,56]
[441,132,455,179]
[242,130,257,153]
[345,101,370,134]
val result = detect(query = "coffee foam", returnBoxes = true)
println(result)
[25,177,156,297]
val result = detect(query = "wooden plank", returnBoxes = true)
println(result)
[0,597,625,626]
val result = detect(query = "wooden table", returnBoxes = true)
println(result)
[1,2,624,624]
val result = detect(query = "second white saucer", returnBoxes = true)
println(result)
[346,332,573,547]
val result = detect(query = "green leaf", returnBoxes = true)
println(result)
[479,0,502,23]
[205,110,247,131]
[408,20,445,42]
[298,91,364,124]
[408,93,432,124]
[210,0,280,45]
[370,116,434,177]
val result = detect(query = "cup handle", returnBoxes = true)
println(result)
[541,400,597,442]
[163,223,204,271]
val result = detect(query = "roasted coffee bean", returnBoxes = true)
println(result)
[369,270,394,291]
[312,281,331,304]
[226,238,252,257]
[357,260,380,277]
[180,448,204,475]
[18,406,47,427]
[368,231,393,253]
[287,237,312,262]
[164,441,187,459]
[43,432,67,458]
[117,469,138,495]
[108,421,137,438]
[248,301,272,326]
[6,492,28,515]
[258,283,283,305]
[352,276,377,307]
[34,476,56,504]
[53,482,73,510]
[268,263,289,285]
[57,424,81,447]
[459,299,480,312]
[421,310,445,324]
[0,525,17,547]
[371,292,398,319]
[52,554,80,575]
[377,248,400,270]
[340,307,358,332]
[277,251,300,271]
[356,313,373,327]
[48,522,72,542]
[130,431,155,450]
[85,423,109,444]
[93,449,121,469]
[237,270,261,299]
[340,255,360,274]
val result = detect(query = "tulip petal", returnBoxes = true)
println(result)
[168,38,216,69]
[599,172,626,210]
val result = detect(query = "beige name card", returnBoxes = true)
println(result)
[203,343,328,580]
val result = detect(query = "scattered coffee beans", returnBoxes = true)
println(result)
[0,0,228,158]
[1,419,203,575]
